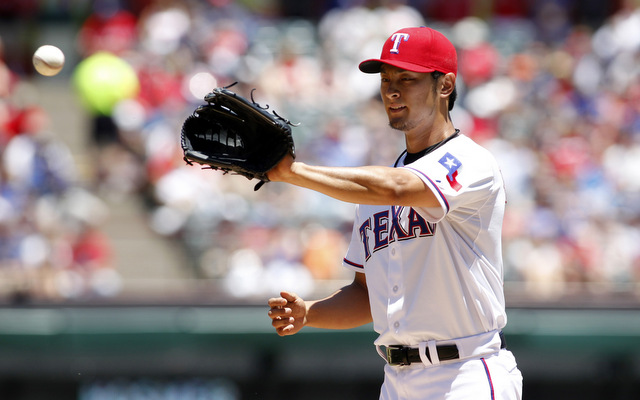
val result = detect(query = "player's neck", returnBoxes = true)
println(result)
[404,123,456,154]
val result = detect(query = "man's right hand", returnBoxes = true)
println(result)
[267,291,307,336]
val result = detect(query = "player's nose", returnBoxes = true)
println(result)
[383,84,400,99]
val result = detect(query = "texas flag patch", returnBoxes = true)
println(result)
[438,152,462,191]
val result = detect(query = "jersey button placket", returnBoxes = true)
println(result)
[387,243,404,334]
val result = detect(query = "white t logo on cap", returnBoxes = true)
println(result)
[390,33,410,54]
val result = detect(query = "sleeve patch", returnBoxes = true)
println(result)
[438,152,462,191]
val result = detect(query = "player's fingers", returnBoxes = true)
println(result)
[271,316,294,330]
[280,291,299,303]
[271,316,291,327]
[267,306,291,320]
[276,321,299,336]
[278,326,294,336]
[267,296,288,308]
[275,326,291,337]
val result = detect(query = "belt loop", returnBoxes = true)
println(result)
[418,342,431,365]
[427,340,440,366]
[376,345,388,362]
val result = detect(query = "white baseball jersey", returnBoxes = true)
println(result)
[343,133,507,346]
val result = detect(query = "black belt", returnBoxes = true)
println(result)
[385,331,507,366]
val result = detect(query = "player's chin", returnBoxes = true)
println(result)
[388,119,412,132]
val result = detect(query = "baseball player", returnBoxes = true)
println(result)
[267,26,523,400]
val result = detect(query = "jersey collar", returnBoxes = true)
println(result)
[395,129,460,167]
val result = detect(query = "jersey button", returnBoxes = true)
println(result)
[393,285,399,293]
[391,248,396,256]
[394,322,400,329]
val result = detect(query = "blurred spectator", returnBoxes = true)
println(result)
[0,91,119,301]
[76,0,138,57]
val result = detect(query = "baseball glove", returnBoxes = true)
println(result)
[181,83,296,190]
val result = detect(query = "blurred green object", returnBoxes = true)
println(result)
[72,51,139,116]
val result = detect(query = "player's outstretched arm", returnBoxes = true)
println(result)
[267,154,440,208]
[267,272,371,336]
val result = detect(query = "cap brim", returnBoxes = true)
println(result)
[359,59,437,74]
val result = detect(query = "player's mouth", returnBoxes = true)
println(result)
[388,105,406,114]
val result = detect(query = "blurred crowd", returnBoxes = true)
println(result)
[1,0,639,302]
[0,59,117,301]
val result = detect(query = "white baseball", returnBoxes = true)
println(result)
[33,45,65,76]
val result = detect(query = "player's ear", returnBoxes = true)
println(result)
[439,73,456,98]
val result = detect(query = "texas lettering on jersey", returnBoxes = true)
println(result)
[358,206,436,261]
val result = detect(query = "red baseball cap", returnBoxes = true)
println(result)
[359,27,457,76]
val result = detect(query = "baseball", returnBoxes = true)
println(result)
[33,45,65,76]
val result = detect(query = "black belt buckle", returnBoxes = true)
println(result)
[385,332,504,367]
[386,345,410,366]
